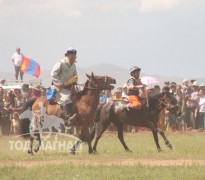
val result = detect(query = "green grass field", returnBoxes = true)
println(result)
[0,131,205,179]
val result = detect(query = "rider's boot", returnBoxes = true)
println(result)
[62,103,77,125]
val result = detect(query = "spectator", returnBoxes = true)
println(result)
[182,79,192,96]
[197,89,205,131]
[3,92,11,111]
[199,84,205,92]
[175,85,185,131]
[10,89,24,113]
[22,84,29,93]
[164,81,170,87]
[122,84,128,100]
[170,81,177,86]
[170,84,176,95]
[11,47,24,81]
[25,89,32,101]
[154,85,161,95]
[21,84,30,103]
[0,88,4,110]
[10,112,20,135]
[147,87,155,96]
[113,87,123,101]
[185,81,199,130]
[0,86,4,93]
[99,91,107,105]
[105,89,112,103]
[1,91,12,135]
[190,79,196,89]
[0,79,6,87]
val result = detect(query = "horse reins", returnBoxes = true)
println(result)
[87,76,108,90]
[158,93,173,111]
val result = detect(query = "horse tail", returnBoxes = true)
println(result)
[19,98,37,139]
[19,118,31,139]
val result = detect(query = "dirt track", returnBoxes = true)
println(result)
[0,159,205,167]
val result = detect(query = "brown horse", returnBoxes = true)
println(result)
[21,73,116,154]
[91,91,178,153]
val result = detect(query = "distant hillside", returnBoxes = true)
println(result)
[1,63,205,88]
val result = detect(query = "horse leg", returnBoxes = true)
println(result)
[84,127,93,154]
[70,133,83,155]
[89,125,96,143]
[93,121,111,153]
[55,127,61,140]
[28,136,34,155]
[70,127,93,154]
[149,121,173,150]
[34,132,41,153]
[114,122,132,152]
[151,130,162,152]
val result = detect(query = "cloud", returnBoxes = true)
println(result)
[139,0,180,12]
[0,0,204,23]
[99,0,205,14]
[0,0,84,20]
[97,0,188,14]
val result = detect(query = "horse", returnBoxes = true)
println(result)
[19,105,65,140]
[91,91,179,153]
[20,72,116,154]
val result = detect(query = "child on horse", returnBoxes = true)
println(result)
[126,66,144,109]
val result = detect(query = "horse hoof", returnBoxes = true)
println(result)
[125,149,132,153]
[34,148,39,153]
[28,151,34,155]
[70,151,75,155]
[157,148,162,152]
[168,145,173,150]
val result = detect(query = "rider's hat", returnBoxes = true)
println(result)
[33,84,41,91]
[65,46,77,56]
[130,66,141,75]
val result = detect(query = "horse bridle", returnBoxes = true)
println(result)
[87,76,108,90]
[158,93,174,110]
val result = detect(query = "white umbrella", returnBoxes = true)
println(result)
[141,76,159,85]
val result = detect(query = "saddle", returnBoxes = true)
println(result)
[46,85,83,105]
[122,97,149,113]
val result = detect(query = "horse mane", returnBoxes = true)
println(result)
[75,80,89,98]
[137,92,165,113]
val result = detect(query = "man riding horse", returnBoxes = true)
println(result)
[51,47,78,123]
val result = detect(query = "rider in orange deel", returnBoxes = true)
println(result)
[126,66,144,109]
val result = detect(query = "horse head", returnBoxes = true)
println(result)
[157,91,178,115]
[86,72,116,90]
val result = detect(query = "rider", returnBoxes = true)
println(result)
[51,47,78,122]
[126,66,143,109]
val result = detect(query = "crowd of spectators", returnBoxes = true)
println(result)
[0,83,44,135]
[1,78,205,136]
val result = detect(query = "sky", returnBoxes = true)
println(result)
[0,0,205,79]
